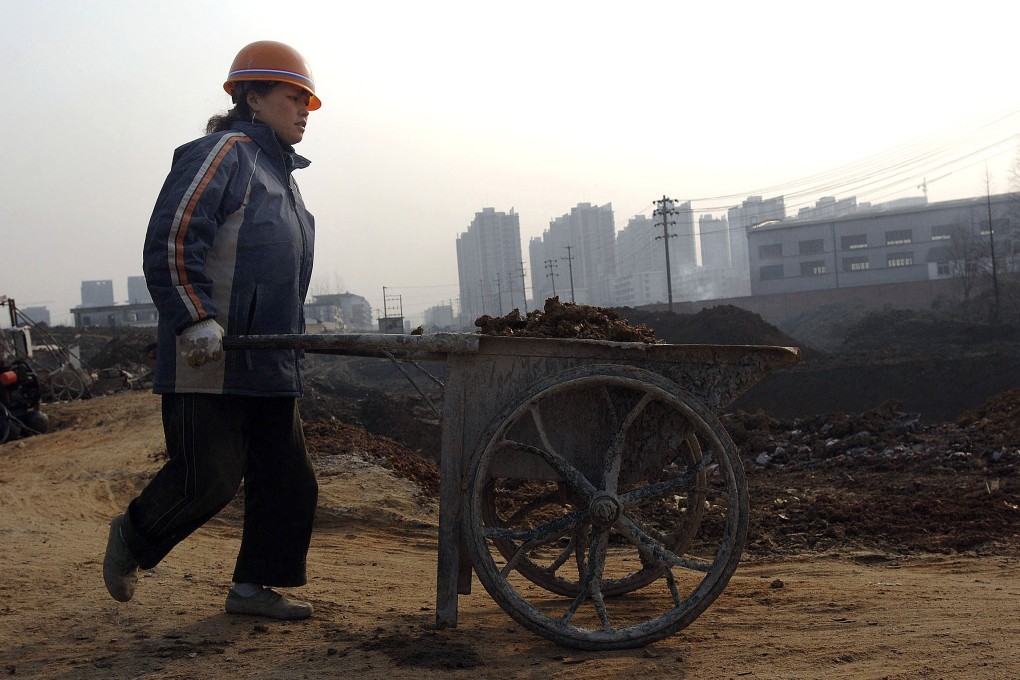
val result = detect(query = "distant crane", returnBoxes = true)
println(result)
[917,172,953,199]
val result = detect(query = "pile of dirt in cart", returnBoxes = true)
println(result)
[475,297,660,343]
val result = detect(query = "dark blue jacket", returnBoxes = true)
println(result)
[143,121,315,395]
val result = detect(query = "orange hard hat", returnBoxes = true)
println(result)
[224,40,321,111]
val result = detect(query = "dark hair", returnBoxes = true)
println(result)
[206,81,280,134]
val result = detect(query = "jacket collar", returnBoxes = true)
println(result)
[232,120,311,171]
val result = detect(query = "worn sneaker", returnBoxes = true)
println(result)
[225,588,313,620]
[103,514,138,602]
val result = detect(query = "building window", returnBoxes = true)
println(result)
[843,256,869,272]
[936,261,951,276]
[887,252,913,267]
[760,264,784,280]
[841,234,867,250]
[759,243,783,259]
[931,224,953,241]
[799,239,824,255]
[886,229,912,245]
[983,219,1010,236]
[799,260,827,276]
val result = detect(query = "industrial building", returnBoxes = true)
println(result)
[747,193,1018,296]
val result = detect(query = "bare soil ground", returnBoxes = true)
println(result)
[2,387,1019,679]
[3,303,1018,678]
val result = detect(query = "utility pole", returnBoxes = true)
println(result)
[507,272,515,310]
[985,171,1000,323]
[381,287,403,332]
[494,273,503,314]
[544,259,559,297]
[562,245,576,303]
[653,195,679,313]
[518,260,528,313]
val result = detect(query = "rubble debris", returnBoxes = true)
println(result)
[723,391,1020,556]
[475,297,660,343]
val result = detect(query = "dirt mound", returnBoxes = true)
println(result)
[86,327,158,368]
[723,390,1020,556]
[475,297,659,343]
[772,301,873,353]
[614,304,818,357]
[957,387,1020,450]
[841,309,1019,353]
[304,418,440,498]
[34,326,156,372]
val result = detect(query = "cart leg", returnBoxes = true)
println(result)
[436,445,464,628]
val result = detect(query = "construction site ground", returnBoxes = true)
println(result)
[2,302,1019,679]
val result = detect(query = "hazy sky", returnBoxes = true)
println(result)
[3,0,1020,326]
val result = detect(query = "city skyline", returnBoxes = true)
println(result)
[39,182,1017,332]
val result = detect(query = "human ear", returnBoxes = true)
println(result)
[246,90,261,114]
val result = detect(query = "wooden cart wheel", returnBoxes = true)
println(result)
[480,430,706,597]
[465,364,747,650]
[47,368,85,402]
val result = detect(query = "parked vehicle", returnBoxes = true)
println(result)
[1,298,51,443]
[0,358,48,444]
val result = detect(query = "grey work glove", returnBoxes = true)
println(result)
[178,318,225,368]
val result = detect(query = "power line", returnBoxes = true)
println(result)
[685,115,1020,215]
[684,107,1020,207]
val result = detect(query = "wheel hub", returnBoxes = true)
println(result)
[589,493,622,527]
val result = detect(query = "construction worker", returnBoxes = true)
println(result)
[103,40,321,619]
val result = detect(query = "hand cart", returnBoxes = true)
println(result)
[224,333,799,650]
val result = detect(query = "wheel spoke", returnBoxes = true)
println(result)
[587,532,612,630]
[499,530,582,580]
[616,513,713,573]
[500,489,563,527]
[663,566,684,608]
[503,434,597,500]
[619,452,715,508]
[561,529,613,630]
[573,526,587,581]
[500,536,558,577]
[599,388,622,492]
[482,505,588,542]
[546,534,577,573]
[603,392,654,494]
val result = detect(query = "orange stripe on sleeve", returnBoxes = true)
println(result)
[173,135,247,317]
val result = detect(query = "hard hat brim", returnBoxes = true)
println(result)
[224,73,321,111]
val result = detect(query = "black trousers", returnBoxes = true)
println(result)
[122,393,318,587]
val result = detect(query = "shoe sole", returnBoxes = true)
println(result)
[103,514,137,602]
